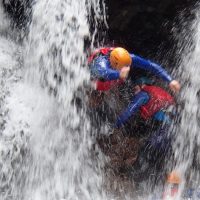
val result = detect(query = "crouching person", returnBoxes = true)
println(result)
[114,77,176,180]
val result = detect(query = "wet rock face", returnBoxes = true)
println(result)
[105,0,197,57]
[97,130,142,170]
[3,0,32,29]
[3,0,197,54]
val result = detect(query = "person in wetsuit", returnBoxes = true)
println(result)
[89,47,180,93]
[115,77,175,183]
[88,47,180,132]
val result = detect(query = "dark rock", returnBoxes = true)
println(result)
[105,0,198,59]
[97,130,142,170]
[3,0,32,30]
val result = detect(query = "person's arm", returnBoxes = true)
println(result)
[91,56,120,81]
[115,91,150,128]
[131,54,172,83]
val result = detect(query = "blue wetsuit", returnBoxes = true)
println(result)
[90,54,172,82]
[115,90,173,154]
[90,52,173,151]
[115,91,170,128]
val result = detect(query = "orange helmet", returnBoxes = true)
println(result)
[110,47,132,70]
[167,171,181,184]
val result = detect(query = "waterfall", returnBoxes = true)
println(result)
[0,0,109,199]
[172,5,200,192]
[3,0,200,199]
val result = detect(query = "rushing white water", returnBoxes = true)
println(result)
[0,4,25,199]
[22,1,108,200]
[2,0,200,199]
[169,5,200,198]
[0,0,110,200]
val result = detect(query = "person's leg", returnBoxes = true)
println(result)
[146,125,171,158]
[133,124,172,183]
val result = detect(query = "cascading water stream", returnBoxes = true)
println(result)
[0,0,110,200]
[2,0,200,199]
[21,0,107,200]
[170,4,200,197]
